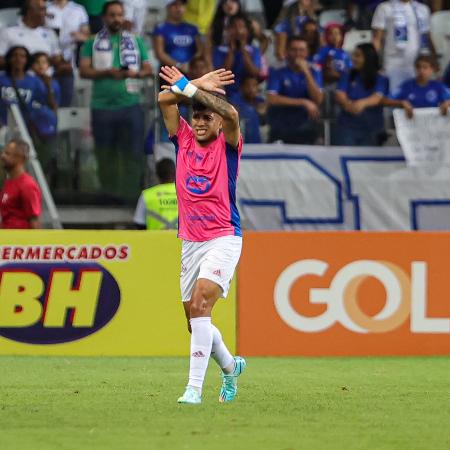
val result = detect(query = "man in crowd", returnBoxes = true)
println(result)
[79,0,152,203]
[153,0,203,74]
[0,139,41,229]
[133,158,178,230]
[372,0,436,95]
[0,0,72,82]
[267,36,323,144]
[46,0,90,105]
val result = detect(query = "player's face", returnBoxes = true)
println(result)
[104,4,124,32]
[416,61,434,82]
[0,144,22,171]
[191,111,222,144]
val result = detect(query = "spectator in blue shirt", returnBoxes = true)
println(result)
[333,43,388,146]
[231,76,266,143]
[31,52,61,112]
[384,55,450,118]
[300,19,321,63]
[213,14,263,97]
[0,46,46,127]
[274,0,317,61]
[267,36,324,144]
[314,23,351,84]
[153,0,203,74]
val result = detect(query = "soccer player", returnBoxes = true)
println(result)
[158,65,246,405]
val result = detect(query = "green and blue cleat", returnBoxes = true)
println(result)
[219,356,246,403]
[177,386,202,404]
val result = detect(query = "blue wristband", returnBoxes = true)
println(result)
[174,76,190,91]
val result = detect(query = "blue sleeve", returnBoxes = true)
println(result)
[313,47,326,65]
[32,76,48,105]
[251,46,262,69]
[212,47,226,69]
[152,23,165,37]
[267,68,281,93]
[191,24,200,37]
[336,71,349,92]
[52,80,61,106]
[440,83,450,101]
[391,79,409,100]
[343,51,352,71]
[374,74,389,95]
[274,19,289,34]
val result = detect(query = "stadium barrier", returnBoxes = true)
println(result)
[238,232,450,356]
[0,231,236,356]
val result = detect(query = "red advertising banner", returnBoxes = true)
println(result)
[238,232,450,356]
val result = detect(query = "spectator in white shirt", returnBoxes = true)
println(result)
[372,0,437,95]
[46,0,90,105]
[122,0,147,35]
[0,0,72,93]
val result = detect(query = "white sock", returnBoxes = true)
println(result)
[210,324,235,374]
[188,317,213,392]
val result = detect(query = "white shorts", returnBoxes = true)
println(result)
[180,235,242,302]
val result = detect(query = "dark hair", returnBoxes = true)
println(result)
[299,19,320,57]
[102,0,123,16]
[211,0,243,46]
[5,46,31,76]
[8,138,30,160]
[350,43,380,90]
[156,158,175,182]
[227,13,254,44]
[20,0,31,17]
[31,51,50,65]
[415,54,438,70]
[192,93,228,112]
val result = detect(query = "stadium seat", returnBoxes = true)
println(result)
[430,11,450,73]
[319,9,346,28]
[343,29,372,53]
[0,7,19,28]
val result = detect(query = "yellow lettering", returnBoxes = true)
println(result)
[0,272,44,327]
[44,271,102,327]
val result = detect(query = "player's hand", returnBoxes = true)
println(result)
[191,68,235,95]
[159,65,185,88]
[301,99,320,120]
[402,101,414,119]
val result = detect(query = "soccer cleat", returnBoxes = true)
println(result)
[219,356,246,403]
[177,386,202,404]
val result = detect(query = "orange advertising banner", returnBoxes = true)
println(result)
[238,232,450,356]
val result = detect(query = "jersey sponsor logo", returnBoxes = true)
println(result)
[186,175,211,194]
[0,251,125,344]
[173,35,193,47]
[275,259,449,334]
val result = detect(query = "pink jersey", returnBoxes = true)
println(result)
[170,118,243,242]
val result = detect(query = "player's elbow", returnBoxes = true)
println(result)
[225,105,239,123]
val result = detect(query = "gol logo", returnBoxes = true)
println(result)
[274,259,450,334]
[0,262,120,344]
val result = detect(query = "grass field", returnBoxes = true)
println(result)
[1,356,449,450]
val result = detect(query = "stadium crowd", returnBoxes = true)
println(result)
[0,0,450,217]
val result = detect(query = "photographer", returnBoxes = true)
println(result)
[79,0,152,204]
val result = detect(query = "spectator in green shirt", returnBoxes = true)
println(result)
[79,0,153,203]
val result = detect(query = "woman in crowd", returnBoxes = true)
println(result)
[313,23,351,84]
[300,19,322,62]
[213,14,264,97]
[333,43,388,146]
[209,0,268,58]
[384,55,450,117]
[0,46,45,127]
[274,0,318,61]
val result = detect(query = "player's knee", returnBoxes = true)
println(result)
[189,297,210,317]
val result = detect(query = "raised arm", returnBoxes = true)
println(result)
[159,66,239,146]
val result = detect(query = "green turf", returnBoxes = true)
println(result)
[0,356,449,450]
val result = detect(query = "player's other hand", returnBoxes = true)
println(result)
[192,69,235,95]
[160,65,185,89]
